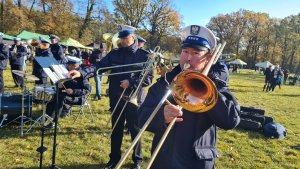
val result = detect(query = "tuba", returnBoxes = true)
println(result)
[103,33,113,52]
[26,38,39,60]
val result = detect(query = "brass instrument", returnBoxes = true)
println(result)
[103,33,113,52]
[12,45,18,60]
[26,38,40,59]
[115,42,226,169]
[112,33,121,49]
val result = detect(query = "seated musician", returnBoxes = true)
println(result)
[45,56,91,129]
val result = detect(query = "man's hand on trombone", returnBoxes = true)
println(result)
[120,79,130,89]
[164,104,183,124]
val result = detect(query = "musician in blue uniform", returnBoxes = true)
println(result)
[46,56,91,129]
[136,35,147,107]
[32,37,54,85]
[0,33,9,92]
[50,34,66,64]
[68,25,154,169]
[138,25,240,169]
[9,37,27,88]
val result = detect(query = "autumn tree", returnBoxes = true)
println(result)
[113,0,148,28]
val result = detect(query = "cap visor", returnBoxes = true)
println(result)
[181,43,208,51]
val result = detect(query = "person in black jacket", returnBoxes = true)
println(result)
[0,33,9,92]
[45,56,91,129]
[89,43,105,100]
[263,65,272,92]
[68,24,154,169]
[50,34,66,64]
[32,37,54,85]
[138,25,240,169]
[9,37,27,88]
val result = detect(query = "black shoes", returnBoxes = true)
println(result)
[104,160,141,169]
[105,161,116,169]
[44,122,55,130]
[132,162,141,169]
[94,95,101,100]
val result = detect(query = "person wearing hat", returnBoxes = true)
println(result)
[9,37,27,88]
[138,25,240,169]
[0,33,9,92]
[32,37,54,85]
[68,24,154,169]
[263,65,272,92]
[89,43,105,100]
[45,56,91,129]
[49,34,66,64]
[136,35,146,49]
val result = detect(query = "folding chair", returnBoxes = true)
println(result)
[71,92,94,124]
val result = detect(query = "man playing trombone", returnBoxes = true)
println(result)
[68,24,154,169]
[138,25,240,169]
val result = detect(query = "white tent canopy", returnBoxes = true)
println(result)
[255,61,274,69]
[228,59,247,65]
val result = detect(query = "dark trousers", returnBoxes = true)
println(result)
[10,64,24,87]
[110,100,142,164]
[269,78,278,91]
[35,77,48,85]
[0,69,3,92]
[46,92,82,122]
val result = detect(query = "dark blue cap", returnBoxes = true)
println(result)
[39,36,51,44]
[14,37,21,41]
[137,35,146,43]
[49,34,60,40]
[181,25,217,51]
[182,36,210,51]
[263,122,286,139]
[117,24,136,38]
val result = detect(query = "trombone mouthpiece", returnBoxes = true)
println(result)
[183,63,190,70]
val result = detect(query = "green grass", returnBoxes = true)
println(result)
[0,66,299,169]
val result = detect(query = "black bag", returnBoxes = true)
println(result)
[237,118,262,131]
[241,106,265,115]
[264,122,287,139]
[237,106,273,131]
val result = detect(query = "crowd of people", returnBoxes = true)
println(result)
[262,64,290,92]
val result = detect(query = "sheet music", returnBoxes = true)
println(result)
[51,64,67,80]
[43,68,60,83]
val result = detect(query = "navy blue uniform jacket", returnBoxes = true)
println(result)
[64,67,91,97]
[32,48,54,78]
[79,41,154,107]
[0,43,9,70]
[138,62,240,169]
[9,44,27,66]
[50,43,65,64]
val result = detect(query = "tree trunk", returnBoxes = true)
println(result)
[0,0,4,32]
[79,0,95,39]
[29,0,36,18]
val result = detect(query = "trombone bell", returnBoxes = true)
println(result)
[171,71,218,112]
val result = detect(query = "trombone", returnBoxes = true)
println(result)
[114,42,226,169]
[104,46,161,131]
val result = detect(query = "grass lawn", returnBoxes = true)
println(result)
[0,65,299,169]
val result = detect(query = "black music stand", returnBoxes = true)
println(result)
[33,57,61,169]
